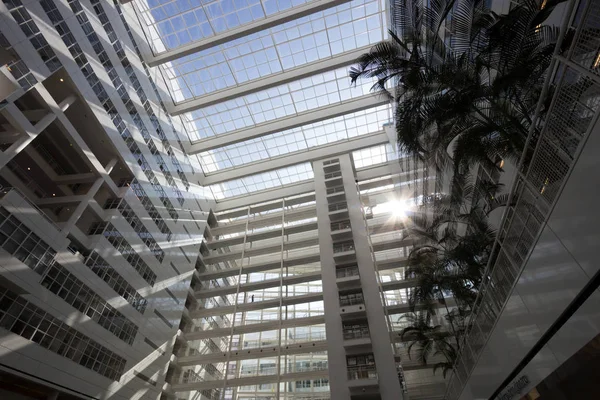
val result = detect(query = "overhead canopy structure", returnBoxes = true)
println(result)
[132,0,393,199]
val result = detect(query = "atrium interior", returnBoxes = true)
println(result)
[0,0,599,400]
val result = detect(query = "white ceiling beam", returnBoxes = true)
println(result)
[201,130,390,185]
[187,94,388,153]
[145,0,353,67]
[168,46,371,115]
[214,181,315,211]
[172,369,329,392]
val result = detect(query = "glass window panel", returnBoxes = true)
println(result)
[210,162,313,199]
[198,104,391,172]
[352,144,402,168]
[143,0,384,102]
[182,66,378,140]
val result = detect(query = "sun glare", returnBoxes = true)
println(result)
[373,199,408,219]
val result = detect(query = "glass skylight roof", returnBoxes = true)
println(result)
[210,162,314,199]
[352,144,400,168]
[136,0,392,200]
[199,104,391,172]
[136,0,313,54]
[181,66,379,140]
[154,0,384,102]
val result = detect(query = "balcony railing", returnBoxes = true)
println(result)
[339,294,364,307]
[331,220,351,231]
[239,362,328,376]
[347,365,377,380]
[180,366,223,384]
[117,178,132,187]
[328,202,347,212]
[343,326,370,340]
[336,265,359,279]
[333,242,355,253]
[326,186,344,195]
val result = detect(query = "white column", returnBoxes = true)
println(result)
[0,101,55,169]
[61,177,104,236]
[340,153,405,400]
[313,158,351,400]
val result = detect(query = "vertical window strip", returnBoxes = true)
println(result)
[62,0,184,206]
[35,0,180,220]
[90,0,190,196]
[85,251,148,314]
[112,0,194,190]
[170,261,181,275]
[111,198,165,262]
[164,287,180,304]
[3,0,61,73]
[40,263,138,345]
[0,32,37,91]
[89,222,157,286]
[0,208,139,345]
[143,337,165,355]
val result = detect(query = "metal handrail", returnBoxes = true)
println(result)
[347,365,377,380]
[336,265,360,278]
[328,202,347,212]
[343,327,370,340]
[339,295,364,307]
[333,243,355,253]
[33,142,67,175]
[331,220,351,231]
[326,186,345,195]
[6,162,47,198]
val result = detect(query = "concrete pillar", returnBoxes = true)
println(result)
[62,177,104,236]
[341,154,405,400]
[105,158,118,175]
[0,101,55,169]
[313,158,350,400]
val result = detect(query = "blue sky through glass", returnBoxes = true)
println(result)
[136,0,389,198]
[152,0,384,102]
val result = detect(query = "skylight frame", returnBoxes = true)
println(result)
[210,162,314,199]
[198,104,391,173]
[149,0,385,103]
[352,143,400,168]
[181,66,380,141]
[135,0,315,55]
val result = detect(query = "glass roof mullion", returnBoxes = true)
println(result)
[301,126,310,150]
[154,0,385,105]
[243,96,258,126]
[287,81,300,115]
[195,104,391,173]
[199,3,218,36]
[259,0,270,22]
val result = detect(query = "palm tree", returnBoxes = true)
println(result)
[432,340,458,378]
[350,0,567,174]
[400,312,456,368]
[402,173,503,359]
